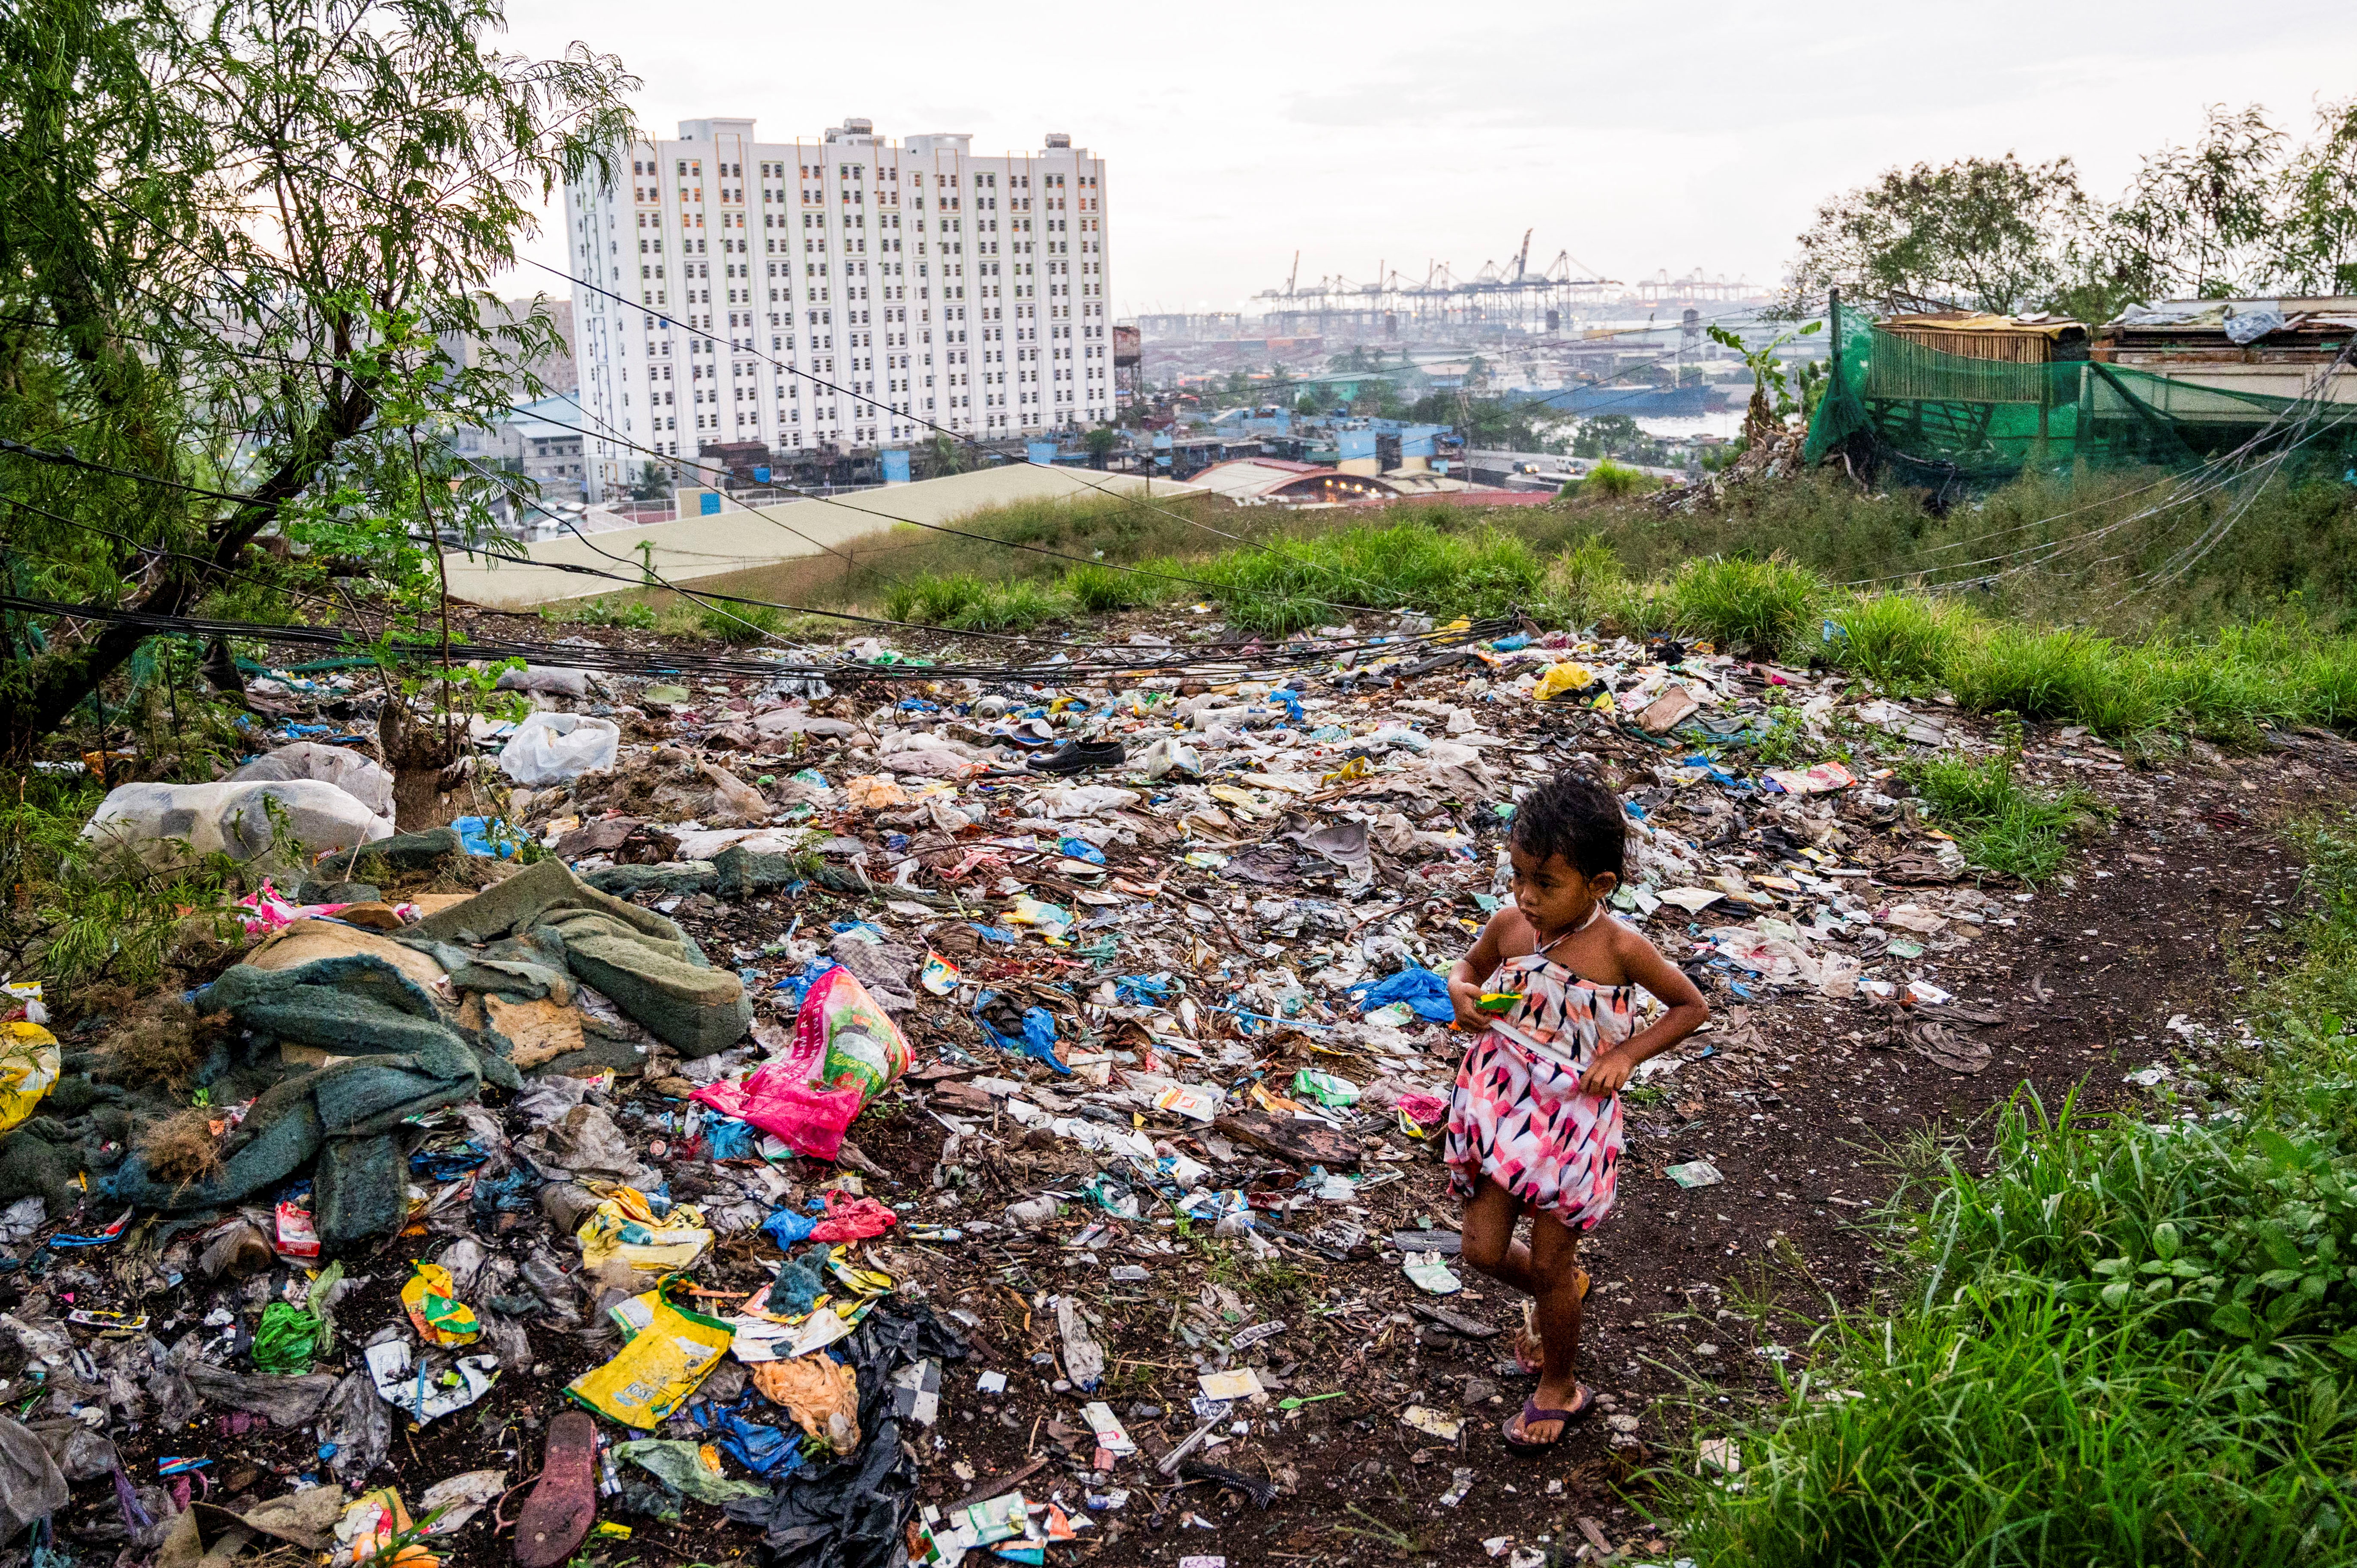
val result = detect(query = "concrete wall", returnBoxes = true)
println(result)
[441,463,1203,608]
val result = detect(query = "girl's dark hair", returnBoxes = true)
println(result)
[1510,771,1626,883]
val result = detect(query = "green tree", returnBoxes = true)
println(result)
[1786,152,2095,315]
[1083,425,1118,470]
[628,461,671,500]
[0,0,633,756]
[913,432,977,479]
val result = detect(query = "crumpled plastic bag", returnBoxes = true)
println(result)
[251,1301,325,1373]
[1532,661,1594,702]
[975,992,1068,1074]
[575,1186,714,1272]
[695,966,910,1162]
[225,740,395,819]
[566,1278,733,1428]
[400,1261,481,1346]
[808,1193,898,1244]
[364,1338,499,1424]
[0,1412,69,1545]
[616,1439,770,1504]
[0,1022,60,1135]
[81,779,392,869]
[316,1368,391,1480]
[750,1353,861,1452]
[1348,964,1457,1024]
[497,712,620,787]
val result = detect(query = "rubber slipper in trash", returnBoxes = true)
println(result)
[399,1261,480,1345]
[1403,1251,1463,1294]
[363,1339,498,1423]
[513,1409,599,1568]
[1665,1160,1726,1188]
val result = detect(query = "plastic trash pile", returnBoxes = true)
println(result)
[0,612,2064,1567]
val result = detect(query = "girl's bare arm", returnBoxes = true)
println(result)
[1580,928,1710,1096]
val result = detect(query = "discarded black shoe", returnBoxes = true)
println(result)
[1029,739,1125,775]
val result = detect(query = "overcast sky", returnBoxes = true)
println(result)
[494,0,2356,316]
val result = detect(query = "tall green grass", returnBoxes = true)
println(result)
[1672,1095,2357,1565]
[1670,803,2357,1562]
[1184,517,1546,633]
[882,572,1069,632]
[1664,554,1824,654]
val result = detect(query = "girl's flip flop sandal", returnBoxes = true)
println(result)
[1501,1387,1595,1451]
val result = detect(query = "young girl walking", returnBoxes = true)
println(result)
[1445,771,1709,1449]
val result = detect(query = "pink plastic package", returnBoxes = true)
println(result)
[693,965,913,1161]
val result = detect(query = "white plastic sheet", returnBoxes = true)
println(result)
[497,713,620,786]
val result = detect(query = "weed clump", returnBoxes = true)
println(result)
[696,602,784,644]
[1903,751,2099,885]
[136,1107,225,1190]
[1666,554,1825,655]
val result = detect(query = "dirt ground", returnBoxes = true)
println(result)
[22,619,2356,1568]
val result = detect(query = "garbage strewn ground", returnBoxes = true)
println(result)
[0,602,2340,1568]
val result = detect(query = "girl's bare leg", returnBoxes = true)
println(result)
[1514,1211,1588,1442]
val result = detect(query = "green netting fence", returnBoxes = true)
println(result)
[1804,300,2357,488]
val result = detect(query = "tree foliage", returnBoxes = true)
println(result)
[1789,100,2357,320]
[0,0,636,754]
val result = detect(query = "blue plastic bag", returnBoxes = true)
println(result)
[449,816,518,859]
[760,1206,819,1248]
[975,991,1070,1075]
[704,1118,759,1162]
[1347,964,1456,1024]
[1057,836,1107,865]
[691,1391,804,1478]
[1113,974,1173,1006]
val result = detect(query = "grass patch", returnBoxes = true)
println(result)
[1829,592,1972,690]
[1665,554,1826,654]
[1190,516,1545,633]
[696,601,784,644]
[1671,1092,2357,1565]
[1671,801,2357,1562]
[1059,563,1166,615]
[1903,751,2099,884]
[882,572,1069,632]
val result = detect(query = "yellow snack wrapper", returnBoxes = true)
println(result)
[0,1021,60,1135]
[400,1262,480,1346]
[565,1278,734,1429]
[576,1185,713,1271]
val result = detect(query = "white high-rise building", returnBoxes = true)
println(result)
[559,116,1114,499]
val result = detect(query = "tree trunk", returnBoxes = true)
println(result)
[378,698,466,831]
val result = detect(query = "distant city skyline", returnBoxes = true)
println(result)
[492,0,2357,319]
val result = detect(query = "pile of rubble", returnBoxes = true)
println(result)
[0,609,2042,1567]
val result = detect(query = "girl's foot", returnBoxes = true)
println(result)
[1514,1269,1589,1376]
[1501,1385,1594,1451]
[1514,1302,1543,1375]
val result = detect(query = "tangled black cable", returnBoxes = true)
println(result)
[0,592,1518,684]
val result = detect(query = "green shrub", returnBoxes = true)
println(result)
[1666,554,1825,653]
[1548,535,1623,623]
[1060,563,1163,615]
[1580,460,1655,499]
[1199,520,1544,634]
[947,578,1068,632]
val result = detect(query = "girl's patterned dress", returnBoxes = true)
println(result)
[1444,937,1638,1231]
